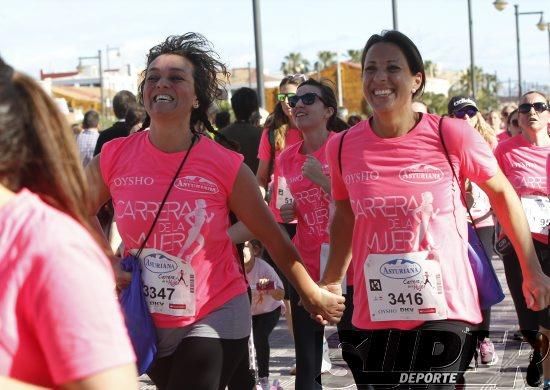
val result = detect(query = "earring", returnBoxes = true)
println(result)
[412,88,417,94]
[193,102,199,109]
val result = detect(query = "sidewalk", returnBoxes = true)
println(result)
[140,255,542,389]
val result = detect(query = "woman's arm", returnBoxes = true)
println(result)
[230,165,344,324]
[319,199,354,295]
[302,155,331,194]
[255,159,270,193]
[85,156,131,288]
[0,377,47,390]
[61,364,138,390]
[479,170,550,311]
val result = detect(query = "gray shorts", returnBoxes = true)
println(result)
[156,293,251,358]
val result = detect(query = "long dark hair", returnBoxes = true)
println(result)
[138,33,237,149]
[266,74,305,151]
[297,78,349,132]
[0,57,108,252]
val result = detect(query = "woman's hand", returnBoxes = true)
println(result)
[302,155,330,193]
[302,286,345,325]
[111,256,132,290]
[280,202,296,223]
[522,271,550,311]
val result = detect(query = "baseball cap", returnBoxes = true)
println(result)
[447,96,478,115]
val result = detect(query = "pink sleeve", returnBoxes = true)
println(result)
[99,137,126,187]
[28,236,134,384]
[257,128,271,161]
[442,118,498,184]
[326,132,349,201]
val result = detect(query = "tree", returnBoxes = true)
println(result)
[347,49,362,63]
[448,66,500,112]
[421,92,449,115]
[423,60,438,78]
[280,52,310,75]
[315,51,337,71]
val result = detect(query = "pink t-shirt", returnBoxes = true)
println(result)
[497,131,511,143]
[495,134,550,243]
[0,190,134,388]
[257,127,302,222]
[469,183,495,228]
[326,114,498,330]
[279,136,334,280]
[101,132,248,328]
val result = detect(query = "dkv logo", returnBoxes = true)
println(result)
[399,164,444,184]
[174,175,219,194]
[380,259,422,279]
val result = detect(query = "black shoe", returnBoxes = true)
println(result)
[526,350,543,387]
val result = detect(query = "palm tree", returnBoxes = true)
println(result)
[424,60,438,78]
[347,49,362,63]
[316,51,337,70]
[280,52,310,75]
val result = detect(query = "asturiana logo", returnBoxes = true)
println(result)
[144,253,178,274]
[399,164,444,184]
[380,259,422,279]
[174,176,219,194]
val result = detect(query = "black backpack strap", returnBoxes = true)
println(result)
[337,130,348,175]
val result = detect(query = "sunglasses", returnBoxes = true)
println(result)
[518,102,548,114]
[288,92,325,108]
[453,107,478,119]
[277,92,296,102]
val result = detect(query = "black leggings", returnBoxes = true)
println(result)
[263,223,296,300]
[252,307,281,378]
[147,336,254,390]
[289,284,324,390]
[501,238,550,346]
[341,320,478,389]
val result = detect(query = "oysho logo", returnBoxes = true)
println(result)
[399,164,444,184]
[113,176,154,187]
[144,253,178,274]
[380,259,422,279]
[174,176,219,194]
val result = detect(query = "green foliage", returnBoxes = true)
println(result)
[280,52,310,75]
[421,92,449,115]
[347,49,362,63]
[448,66,500,112]
[314,51,337,71]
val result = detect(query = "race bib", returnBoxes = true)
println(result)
[133,248,196,317]
[521,195,550,235]
[276,176,294,209]
[364,251,447,322]
[319,243,346,294]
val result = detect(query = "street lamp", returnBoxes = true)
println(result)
[252,0,266,108]
[78,50,104,116]
[494,2,546,97]
[467,0,476,99]
[392,0,398,30]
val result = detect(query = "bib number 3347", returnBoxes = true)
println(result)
[133,248,196,317]
[364,251,448,322]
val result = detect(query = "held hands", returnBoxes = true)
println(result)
[280,202,296,223]
[302,155,326,186]
[522,271,550,311]
[302,284,345,325]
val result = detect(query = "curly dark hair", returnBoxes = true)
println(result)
[138,33,236,148]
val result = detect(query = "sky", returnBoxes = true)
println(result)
[1,0,549,91]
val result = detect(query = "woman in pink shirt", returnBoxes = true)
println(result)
[0,59,137,389]
[278,78,356,389]
[320,31,550,389]
[85,34,344,390]
[495,90,550,388]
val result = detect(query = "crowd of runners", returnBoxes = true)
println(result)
[0,29,549,390]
